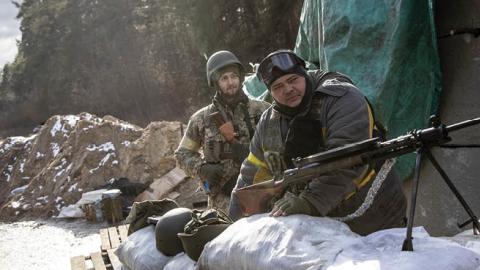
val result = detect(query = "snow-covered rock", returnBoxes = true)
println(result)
[0,113,187,220]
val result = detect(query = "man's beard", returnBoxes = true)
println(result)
[216,86,247,108]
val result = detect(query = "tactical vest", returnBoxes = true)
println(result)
[202,101,256,164]
[262,93,326,178]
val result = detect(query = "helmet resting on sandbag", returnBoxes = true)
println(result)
[155,207,192,256]
[178,224,230,261]
[177,209,233,261]
[206,50,245,87]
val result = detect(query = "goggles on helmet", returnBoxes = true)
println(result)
[256,50,306,87]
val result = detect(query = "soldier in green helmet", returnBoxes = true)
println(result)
[175,50,270,213]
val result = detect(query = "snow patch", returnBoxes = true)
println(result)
[51,142,60,157]
[53,159,71,182]
[50,115,80,137]
[11,201,21,209]
[0,134,37,154]
[3,165,13,182]
[89,152,117,173]
[64,115,80,127]
[19,160,25,173]
[36,196,49,203]
[119,122,137,131]
[86,142,115,152]
[36,151,45,159]
[82,125,94,131]
[68,183,78,192]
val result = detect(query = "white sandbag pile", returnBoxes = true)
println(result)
[115,225,196,270]
[198,214,480,270]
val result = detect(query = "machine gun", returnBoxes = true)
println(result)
[233,116,480,251]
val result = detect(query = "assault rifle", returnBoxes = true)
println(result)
[233,116,480,251]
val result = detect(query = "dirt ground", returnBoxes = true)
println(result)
[0,218,108,270]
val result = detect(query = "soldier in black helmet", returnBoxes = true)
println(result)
[230,50,407,236]
[175,50,270,213]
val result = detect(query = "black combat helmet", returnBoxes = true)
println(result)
[155,207,192,256]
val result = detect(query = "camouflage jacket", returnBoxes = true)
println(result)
[175,92,270,194]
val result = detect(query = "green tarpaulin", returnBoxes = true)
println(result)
[245,0,442,180]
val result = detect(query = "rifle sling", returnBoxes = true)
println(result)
[241,103,255,140]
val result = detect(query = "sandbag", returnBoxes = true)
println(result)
[198,214,357,269]
[197,214,480,270]
[163,253,197,270]
[115,225,171,270]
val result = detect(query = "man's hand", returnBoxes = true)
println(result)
[198,163,223,186]
[218,121,236,143]
[269,191,315,217]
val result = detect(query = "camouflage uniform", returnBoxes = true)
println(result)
[230,70,406,235]
[175,92,270,212]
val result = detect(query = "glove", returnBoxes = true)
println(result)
[198,163,223,186]
[270,191,315,217]
[230,143,250,164]
[218,121,236,143]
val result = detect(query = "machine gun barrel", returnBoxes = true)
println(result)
[445,117,480,132]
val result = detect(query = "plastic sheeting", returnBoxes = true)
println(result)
[198,214,480,270]
[294,0,442,179]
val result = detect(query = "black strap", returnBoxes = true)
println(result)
[241,102,255,140]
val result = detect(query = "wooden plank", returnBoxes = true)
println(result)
[90,252,107,270]
[108,227,121,249]
[70,255,86,270]
[118,225,128,242]
[135,167,187,201]
[99,228,111,251]
[107,249,122,270]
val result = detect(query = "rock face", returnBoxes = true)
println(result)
[0,113,186,220]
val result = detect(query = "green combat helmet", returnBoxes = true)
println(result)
[178,209,233,261]
[206,50,245,87]
[155,207,192,256]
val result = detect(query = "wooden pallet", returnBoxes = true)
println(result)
[70,224,129,270]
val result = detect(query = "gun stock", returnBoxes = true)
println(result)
[233,179,284,216]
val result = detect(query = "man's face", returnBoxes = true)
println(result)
[270,74,306,108]
[217,71,241,96]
